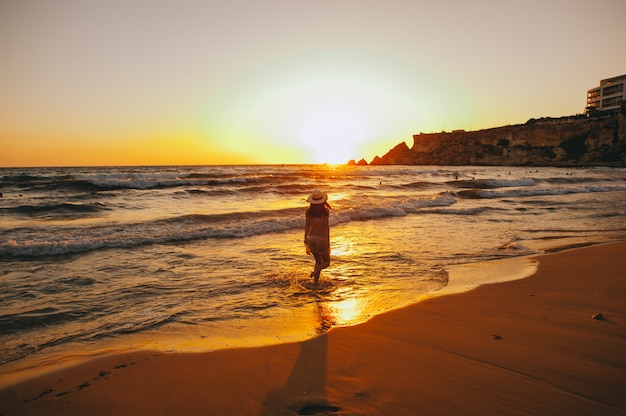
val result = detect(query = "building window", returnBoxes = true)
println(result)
[602,84,624,96]
[602,97,623,108]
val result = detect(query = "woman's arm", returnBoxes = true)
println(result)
[304,210,310,242]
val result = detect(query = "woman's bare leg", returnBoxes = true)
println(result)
[312,252,330,286]
[312,253,324,285]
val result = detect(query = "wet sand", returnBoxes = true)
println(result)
[1,243,625,415]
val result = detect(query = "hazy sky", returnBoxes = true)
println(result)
[2,0,625,166]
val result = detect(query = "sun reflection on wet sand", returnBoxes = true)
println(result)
[311,283,379,333]
[314,296,365,333]
[330,298,362,325]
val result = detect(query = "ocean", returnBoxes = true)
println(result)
[2,165,626,371]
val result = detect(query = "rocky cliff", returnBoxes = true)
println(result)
[367,114,626,167]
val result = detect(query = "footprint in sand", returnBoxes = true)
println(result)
[298,403,340,415]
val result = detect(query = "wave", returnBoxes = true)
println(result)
[399,181,436,190]
[0,307,92,333]
[450,178,537,189]
[3,166,625,259]
[539,176,610,185]
[1,171,264,192]
[0,172,326,199]
[82,175,257,191]
[0,308,181,364]
[449,176,621,191]
[0,194,457,259]
[8,179,621,259]
[456,183,626,199]
[1,202,109,218]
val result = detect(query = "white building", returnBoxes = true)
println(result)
[586,74,626,113]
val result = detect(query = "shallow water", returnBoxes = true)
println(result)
[1,165,626,370]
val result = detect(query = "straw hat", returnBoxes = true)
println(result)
[307,189,328,204]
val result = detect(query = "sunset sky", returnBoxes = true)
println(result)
[2,0,625,167]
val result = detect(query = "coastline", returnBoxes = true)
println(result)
[1,242,625,415]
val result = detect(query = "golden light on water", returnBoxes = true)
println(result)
[329,233,356,258]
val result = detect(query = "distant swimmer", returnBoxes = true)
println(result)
[304,189,331,286]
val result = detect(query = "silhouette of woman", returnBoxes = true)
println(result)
[304,189,331,285]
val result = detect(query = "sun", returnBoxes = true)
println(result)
[294,104,368,164]
[201,52,429,165]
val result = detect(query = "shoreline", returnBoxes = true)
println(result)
[1,242,625,415]
[0,251,540,381]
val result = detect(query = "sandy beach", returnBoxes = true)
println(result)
[1,242,625,415]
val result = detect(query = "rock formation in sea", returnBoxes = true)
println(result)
[364,114,626,167]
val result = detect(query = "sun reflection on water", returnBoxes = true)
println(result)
[329,235,355,257]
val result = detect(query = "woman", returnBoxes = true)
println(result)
[304,189,331,285]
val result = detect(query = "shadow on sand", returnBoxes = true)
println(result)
[259,297,340,415]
